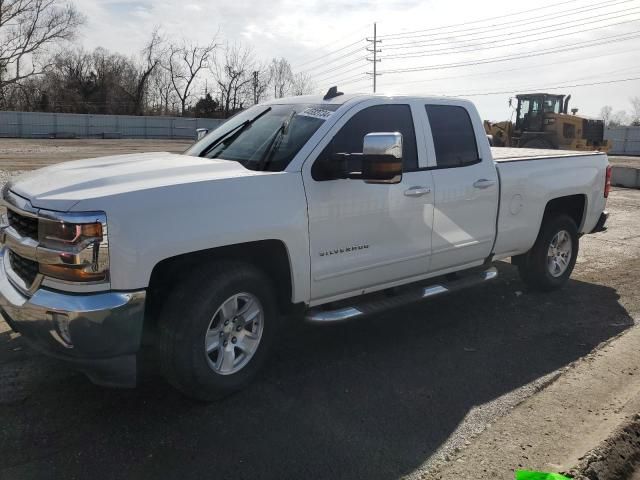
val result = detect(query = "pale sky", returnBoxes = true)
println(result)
[73,0,640,120]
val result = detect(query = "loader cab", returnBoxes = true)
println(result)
[514,93,565,133]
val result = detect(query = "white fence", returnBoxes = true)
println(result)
[0,111,224,140]
[605,127,640,155]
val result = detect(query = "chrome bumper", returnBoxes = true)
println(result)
[0,247,146,387]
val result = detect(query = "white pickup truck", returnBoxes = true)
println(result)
[0,90,610,400]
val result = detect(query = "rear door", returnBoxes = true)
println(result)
[423,102,499,272]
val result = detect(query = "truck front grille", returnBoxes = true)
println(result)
[8,209,38,240]
[8,250,39,287]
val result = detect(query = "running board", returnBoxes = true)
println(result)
[305,266,498,324]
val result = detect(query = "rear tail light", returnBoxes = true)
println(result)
[604,165,612,198]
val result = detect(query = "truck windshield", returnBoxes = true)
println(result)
[185,104,340,171]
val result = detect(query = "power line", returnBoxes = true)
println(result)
[292,38,365,71]
[298,45,366,74]
[378,0,624,40]
[313,60,369,85]
[383,15,640,60]
[378,46,640,89]
[378,30,640,75]
[328,72,370,86]
[382,4,639,52]
[310,57,368,80]
[450,75,640,97]
[290,24,369,68]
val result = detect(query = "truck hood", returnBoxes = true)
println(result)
[8,152,264,211]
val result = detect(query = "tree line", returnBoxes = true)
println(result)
[0,0,315,118]
[600,98,640,127]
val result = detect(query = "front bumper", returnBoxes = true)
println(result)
[0,247,146,388]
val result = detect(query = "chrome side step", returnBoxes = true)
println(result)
[305,266,498,324]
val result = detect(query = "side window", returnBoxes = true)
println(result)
[425,105,480,168]
[313,104,418,180]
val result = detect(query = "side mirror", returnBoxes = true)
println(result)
[196,128,209,140]
[324,132,403,183]
[361,132,403,184]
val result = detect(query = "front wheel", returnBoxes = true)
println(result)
[158,261,279,401]
[517,214,579,291]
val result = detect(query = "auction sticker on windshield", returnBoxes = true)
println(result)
[299,107,334,121]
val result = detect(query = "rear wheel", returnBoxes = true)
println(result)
[158,261,279,401]
[517,214,579,291]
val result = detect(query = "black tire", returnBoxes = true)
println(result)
[158,261,279,401]
[522,138,555,149]
[517,214,579,292]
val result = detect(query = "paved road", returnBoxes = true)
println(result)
[0,186,638,480]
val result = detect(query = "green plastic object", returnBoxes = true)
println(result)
[515,471,571,480]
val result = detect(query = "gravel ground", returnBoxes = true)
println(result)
[0,160,639,479]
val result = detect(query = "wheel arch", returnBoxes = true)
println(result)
[144,240,296,337]
[542,194,587,232]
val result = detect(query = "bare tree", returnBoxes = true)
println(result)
[150,66,176,115]
[212,42,255,117]
[610,110,629,128]
[630,96,640,125]
[269,57,292,99]
[290,72,315,96]
[600,105,613,127]
[119,29,163,115]
[0,0,84,95]
[37,47,144,114]
[164,39,217,115]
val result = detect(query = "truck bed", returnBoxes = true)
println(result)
[491,147,603,163]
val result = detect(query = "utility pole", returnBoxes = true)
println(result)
[366,22,382,93]
[253,71,259,104]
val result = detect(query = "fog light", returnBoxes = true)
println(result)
[49,311,73,348]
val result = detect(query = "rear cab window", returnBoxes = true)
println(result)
[425,105,480,168]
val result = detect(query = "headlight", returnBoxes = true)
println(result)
[37,211,109,284]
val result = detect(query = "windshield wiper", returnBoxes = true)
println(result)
[255,111,296,171]
[201,107,272,158]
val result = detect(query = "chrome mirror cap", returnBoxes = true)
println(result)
[363,132,403,159]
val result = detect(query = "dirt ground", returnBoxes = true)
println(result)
[0,144,639,479]
[609,155,640,168]
[0,138,193,170]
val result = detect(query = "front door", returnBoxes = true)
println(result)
[302,100,435,304]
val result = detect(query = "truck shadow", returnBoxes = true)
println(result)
[0,262,635,479]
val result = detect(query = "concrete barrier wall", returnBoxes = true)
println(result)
[605,127,640,155]
[611,166,640,189]
[0,111,224,140]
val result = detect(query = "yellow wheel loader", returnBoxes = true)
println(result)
[484,93,610,151]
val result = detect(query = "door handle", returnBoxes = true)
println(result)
[473,179,496,189]
[404,186,432,197]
